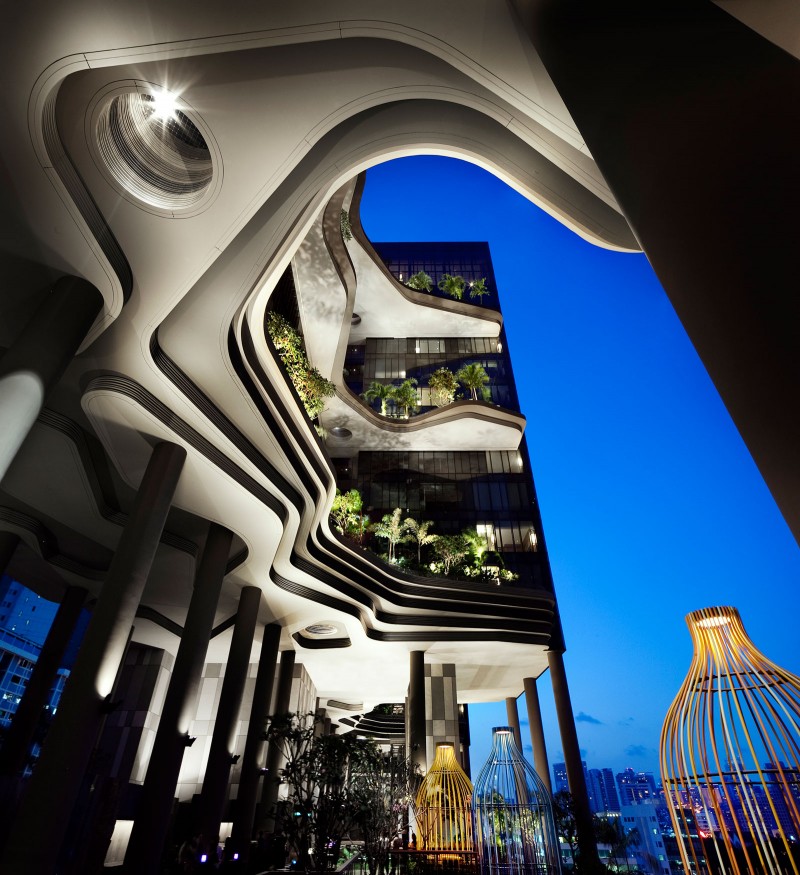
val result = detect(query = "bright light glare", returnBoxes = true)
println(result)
[149,88,179,121]
[696,615,732,629]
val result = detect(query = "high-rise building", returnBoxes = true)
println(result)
[617,768,660,806]
[0,4,795,873]
[587,767,621,814]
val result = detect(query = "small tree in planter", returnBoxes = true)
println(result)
[362,381,393,416]
[389,378,419,418]
[331,489,369,542]
[406,271,433,292]
[437,273,466,300]
[404,517,437,567]
[427,367,459,407]
[370,508,409,563]
[456,362,491,401]
[468,277,490,303]
[430,533,472,576]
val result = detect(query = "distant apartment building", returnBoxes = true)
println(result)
[617,767,660,806]
[587,766,622,814]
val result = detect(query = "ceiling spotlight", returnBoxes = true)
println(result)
[149,88,179,121]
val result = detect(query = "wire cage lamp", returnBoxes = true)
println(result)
[472,727,561,875]
[660,606,800,875]
[415,741,475,851]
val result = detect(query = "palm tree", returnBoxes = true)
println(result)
[406,271,433,292]
[370,508,408,563]
[404,518,437,565]
[456,363,490,401]
[362,380,392,415]
[468,277,489,303]
[437,273,466,300]
[389,378,419,417]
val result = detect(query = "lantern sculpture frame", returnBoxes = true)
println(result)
[415,741,475,852]
[660,606,800,875]
[472,727,561,875]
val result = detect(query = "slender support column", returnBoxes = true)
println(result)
[523,676,551,793]
[0,585,88,778]
[198,586,261,843]
[548,650,601,872]
[231,622,280,853]
[259,648,296,833]
[124,523,233,875]
[408,651,426,774]
[0,276,103,483]
[505,696,523,753]
[0,532,20,574]
[1,441,186,875]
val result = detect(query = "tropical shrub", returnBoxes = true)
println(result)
[456,362,490,401]
[438,273,466,300]
[427,367,459,407]
[389,378,419,417]
[267,311,335,419]
[340,209,352,241]
[362,380,393,416]
[406,270,433,292]
[370,508,409,563]
[330,488,369,542]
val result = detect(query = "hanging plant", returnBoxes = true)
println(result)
[267,311,335,419]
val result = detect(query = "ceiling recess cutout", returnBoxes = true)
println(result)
[93,85,218,214]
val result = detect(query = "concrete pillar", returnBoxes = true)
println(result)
[0,276,103,483]
[0,531,20,574]
[505,696,523,753]
[231,622,280,853]
[408,651,426,774]
[198,586,261,843]
[124,523,233,875]
[548,650,601,872]
[1,440,186,875]
[258,648,296,833]
[523,676,551,793]
[0,585,88,779]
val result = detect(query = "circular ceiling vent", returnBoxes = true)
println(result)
[304,623,338,636]
[90,83,220,215]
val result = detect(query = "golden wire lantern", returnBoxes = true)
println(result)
[415,742,474,851]
[660,606,800,875]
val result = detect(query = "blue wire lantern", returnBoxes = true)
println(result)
[472,727,561,875]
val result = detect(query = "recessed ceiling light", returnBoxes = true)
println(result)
[304,623,338,636]
[329,427,352,439]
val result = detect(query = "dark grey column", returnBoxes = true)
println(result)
[0,585,88,778]
[1,441,186,875]
[526,2,800,547]
[124,523,233,875]
[231,622,280,853]
[408,651,426,773]
[523,676,551,793]
[505,696,523,753]
[0,532,19,574]
[0,276,103,483]
[259,648,296,833]
[198,586,261,843]
[548,650,601,872]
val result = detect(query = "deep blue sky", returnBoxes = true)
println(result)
[359,155,800,780]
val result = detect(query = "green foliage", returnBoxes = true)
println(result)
[340,209,352,241]
[468,277,490,302]
[438,273,466,300]
[389,378,419,417]
[456,362,490,401]
[427,367,459,407]
[370,508,409,563]
[406,270,433,292]
[403,517,437,565]
[330,488,369,542]
[362,380,393,416]
[430,533,472,576]
[266,311,335,419]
